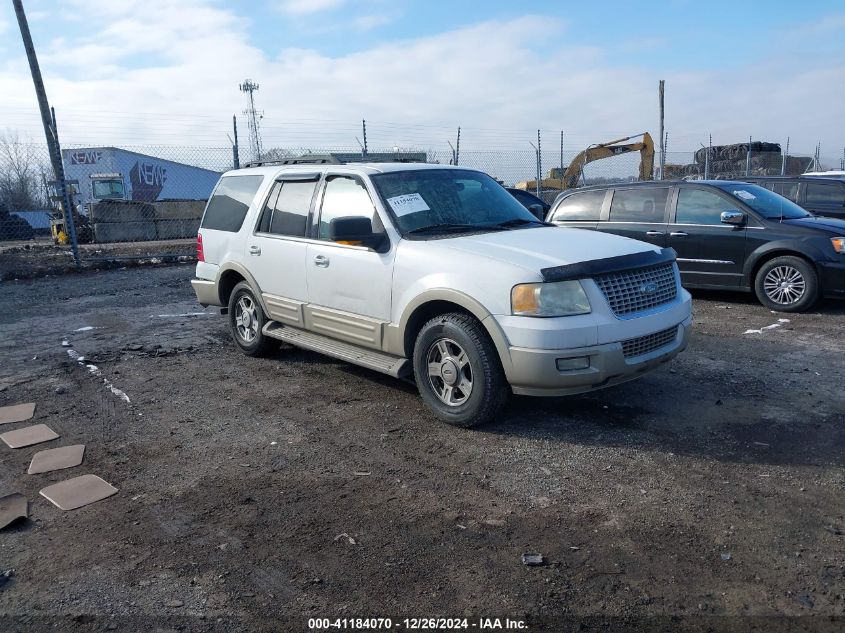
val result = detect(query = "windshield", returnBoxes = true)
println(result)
[371,169,540,234]
[92,179,125,200]
[714,183,810,220]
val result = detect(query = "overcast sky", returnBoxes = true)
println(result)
[1,0,844,162]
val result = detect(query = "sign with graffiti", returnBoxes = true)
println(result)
[129,161,167,202]
[69,151,103,165]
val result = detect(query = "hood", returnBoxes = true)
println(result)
[432,226,661,273]
[782,215,845,234]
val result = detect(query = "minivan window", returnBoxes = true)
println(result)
[712,183,810,220]
[805,182,844,206]
[609,188,668,223]
[675,188,736,225]
[318,176,377,240]
[551,190,604,221]
[256,180,316,237]
[201,175,265,232]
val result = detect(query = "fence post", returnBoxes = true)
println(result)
[536,130,542,197]
[704,134,711,180]
[232,115,240,169]
[782,137,790,175]
[455,127,460,166]
[746,136,752,176]
[559,131,564,190]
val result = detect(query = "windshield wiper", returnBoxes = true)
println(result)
[485,218,551,229]
[406,223,483,234]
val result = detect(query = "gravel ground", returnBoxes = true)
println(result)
[0,265,843,632]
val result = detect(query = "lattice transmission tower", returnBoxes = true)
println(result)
[239,79,263,161]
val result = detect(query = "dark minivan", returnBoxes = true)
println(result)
[547,180,845,312]
[741,176,845,220]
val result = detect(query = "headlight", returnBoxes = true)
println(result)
[832,237,845,254]
[511,280,591,316]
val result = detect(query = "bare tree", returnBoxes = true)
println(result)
[0,129,51,211]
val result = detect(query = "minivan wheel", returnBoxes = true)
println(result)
[754,256,819,313]
[413,313,507,428]
[228,281,277,356]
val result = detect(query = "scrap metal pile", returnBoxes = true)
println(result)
[664,142,814,180]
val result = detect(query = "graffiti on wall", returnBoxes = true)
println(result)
[129,161,167,202]
[69,151,103,165]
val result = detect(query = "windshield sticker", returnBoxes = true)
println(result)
[733,190,756,200]
[387,193,430,216]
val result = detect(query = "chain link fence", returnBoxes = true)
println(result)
[0,136,835,279]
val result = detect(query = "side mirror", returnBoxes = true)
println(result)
[720,210,746,226]
[527,203,546,221]
[329,216,387,251]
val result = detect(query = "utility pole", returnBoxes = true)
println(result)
[232,115,240,169]
[239,79,263,161]
[361,119,368,156]
[658,80,665,180]
[13,0,80,267]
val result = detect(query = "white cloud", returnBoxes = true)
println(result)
[0,1,842,173]
[353,13,392,31]
[277,0,346,16]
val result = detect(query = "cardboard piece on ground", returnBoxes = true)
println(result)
[28,444,86,475]
[0,424,59,449]
[0,493,28,530]
[0,403,36,425]
[39,475,118,511]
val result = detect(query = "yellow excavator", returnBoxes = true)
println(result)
[516,132,655,192]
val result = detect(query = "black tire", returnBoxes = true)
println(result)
[413,313,508,428]
[228,281,277,357]
[753,255,819,313]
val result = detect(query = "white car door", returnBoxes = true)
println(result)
[305,174,395,349]
[246,174,320,328]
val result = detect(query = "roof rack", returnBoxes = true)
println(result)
[243,151,428,169]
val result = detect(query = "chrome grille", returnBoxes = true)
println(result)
[594,263,677,316]
[622,325,679,359]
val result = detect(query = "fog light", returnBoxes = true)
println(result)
[556,356,590,371]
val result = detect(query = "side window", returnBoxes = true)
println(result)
[201,175,265,232]
[317,176,377,240]
[675,188,736,225]
[805,183,844,206]
[608,188,668,223]
[551,190,605,221]
[256,182,281,233]
[269,181,316,237]
[772,182,800,203]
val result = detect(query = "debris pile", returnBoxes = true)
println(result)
[664,142,814,180]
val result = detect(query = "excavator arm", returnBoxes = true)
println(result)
[516,132,655,191]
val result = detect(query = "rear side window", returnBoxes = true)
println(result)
[256,180,317,237]
[675,188,735,225]
[805,183,844,205]
[201,175,264,232]
[551,190,604,221]
[608,188,668,223]
[772,182,800,202]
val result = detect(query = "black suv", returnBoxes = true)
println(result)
[547,180,845,312]
[741,176,845,220]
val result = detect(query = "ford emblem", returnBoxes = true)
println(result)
[640,282,658,295]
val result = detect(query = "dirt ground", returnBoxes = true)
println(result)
[0,265,843,632]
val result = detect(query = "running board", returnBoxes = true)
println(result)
[263,322,411,378]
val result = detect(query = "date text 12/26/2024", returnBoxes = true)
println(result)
[308,618,528,630]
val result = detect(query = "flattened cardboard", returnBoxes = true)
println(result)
[28,444,85,475]
[0,403,36,425]
[39,475,118,511]
[0,493,28,530]
[0,424,59,449]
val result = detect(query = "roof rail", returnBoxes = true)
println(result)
[242,152,428,169]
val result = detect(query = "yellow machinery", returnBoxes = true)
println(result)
[516,132,655,192]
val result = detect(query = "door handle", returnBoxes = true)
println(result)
[314,254,330,268]
[248,245,261,255]
[670,231,688,237]
[645,231,664,237]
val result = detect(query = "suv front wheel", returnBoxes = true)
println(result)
[413,313,507,427]
[754,256,819,312]
[228,281,277,357]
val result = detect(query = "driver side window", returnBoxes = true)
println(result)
[317,176,378,241]
[675,189,735,225]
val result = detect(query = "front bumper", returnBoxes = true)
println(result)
[506,316,692,397]
[819,261,845,298]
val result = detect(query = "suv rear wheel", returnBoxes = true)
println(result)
[228,281,277,356]
[413,313,507,427]
[754,256,819,312]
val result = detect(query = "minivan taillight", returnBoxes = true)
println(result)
[197,232,205,262]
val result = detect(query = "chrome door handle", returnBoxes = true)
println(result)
[645,231,664,237]
[314,254,330,268]
[670,231,688,237]
[248,245,261,255]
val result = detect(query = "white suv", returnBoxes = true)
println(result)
[191,162,692,427]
